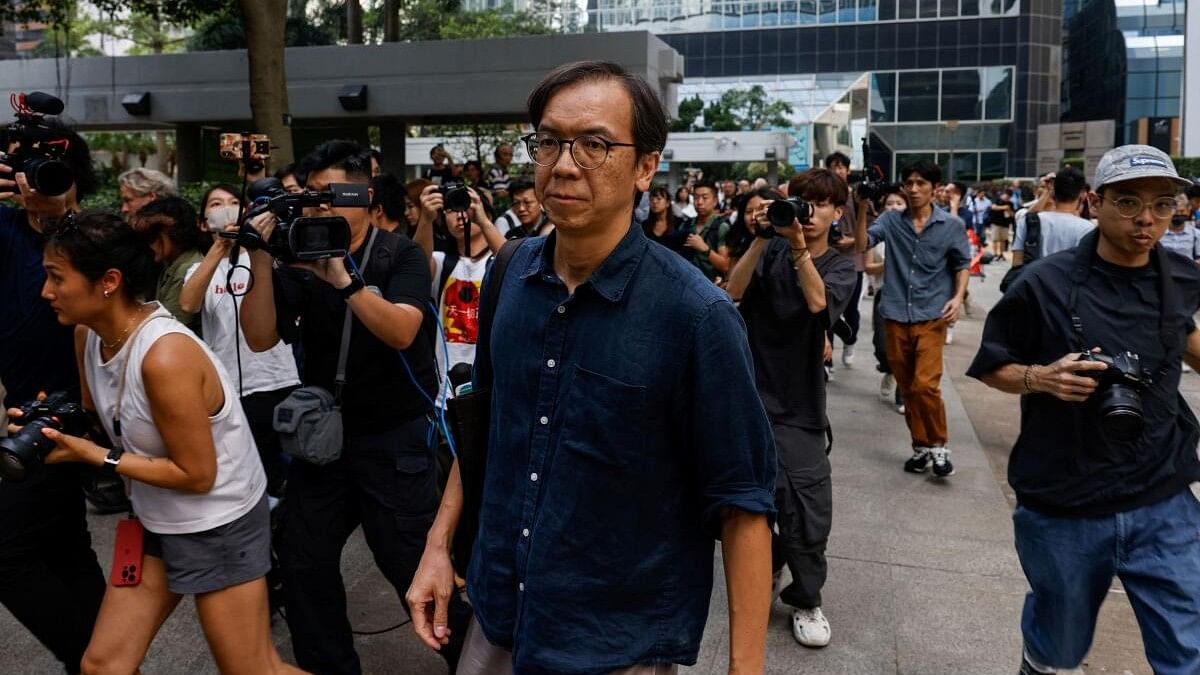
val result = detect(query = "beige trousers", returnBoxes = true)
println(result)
[457,619,680,675]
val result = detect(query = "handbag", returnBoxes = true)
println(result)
[446,238,522,577]
[1000,212,1041,293]
[273,228,378,465]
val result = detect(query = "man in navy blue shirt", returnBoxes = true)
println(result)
[0,123,107,674]
[407,61,776,674]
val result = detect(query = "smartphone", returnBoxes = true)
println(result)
[219,133,271,162]
[110,517,144,587]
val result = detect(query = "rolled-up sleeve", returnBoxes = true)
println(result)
[689,299,776,530]
[945,218,972,272]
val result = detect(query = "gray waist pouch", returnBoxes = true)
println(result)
[273,386,343,465]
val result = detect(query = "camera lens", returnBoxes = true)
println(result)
[444,186,471,213]
[766,200,797,228]
[1097,384,1143,442]
[0,419,54,481]
[21,156,73,197]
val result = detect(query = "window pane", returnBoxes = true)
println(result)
[877,0,896,20]
[960,0,978,15]
[858,0,877,21]
[799,0,818,23]
[947,151,979,182]
[870,72,897,122]
[838,0,856,22]
[941,69,983,120]
[919,0,938,18]
[979,152,1006,180]
[939,0,958,17]
[897,71,940,122]
[819,0,837,22]
[897,0,917,19]
[983,66,1013,120]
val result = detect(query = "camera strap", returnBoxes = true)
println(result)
[1067,230,1178,383]
[334,227,378,407]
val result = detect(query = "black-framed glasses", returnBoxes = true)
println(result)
[521,132,637,170]
[1106,196,1178,219]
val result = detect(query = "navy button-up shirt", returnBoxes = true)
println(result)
[867,206,971,324]
[469,223,776,674]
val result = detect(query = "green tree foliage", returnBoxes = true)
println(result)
[700,86,793,132]
[187,13,333,51]
[669,95,704,133]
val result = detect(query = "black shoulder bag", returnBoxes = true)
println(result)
[446,238,522,577]
[1000,212,1041,293]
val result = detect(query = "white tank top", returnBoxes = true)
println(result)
[84,304,266,535]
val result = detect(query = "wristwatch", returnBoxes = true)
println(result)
[101,446,124,477]
[339,273,365,300]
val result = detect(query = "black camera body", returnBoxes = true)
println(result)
[0,391,90,481]
[766,197,814,229]
[1076,350,1151,442]
[0,92,74,197]
[848,169,890,202]
[439,182,471,213]
[231,177,367,263]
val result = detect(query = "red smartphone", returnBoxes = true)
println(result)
[111,518,144,587]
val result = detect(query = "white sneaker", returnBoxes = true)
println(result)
[791,607,831,648]
[879,373,896,401]
[842,344,856,367]
[1184,363,1194,373]
[824,364,835,381]
[945,327,955,345]
[895,402,906,415]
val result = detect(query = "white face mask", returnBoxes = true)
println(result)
[205,204,240,231]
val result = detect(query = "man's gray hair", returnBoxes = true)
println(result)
[118,168,177,198]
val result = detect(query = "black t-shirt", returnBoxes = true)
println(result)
[740,241,857,429]
[0,206,78,406]
[967,235,1200,517]
[424,165,455,185]
[274,226,438,434]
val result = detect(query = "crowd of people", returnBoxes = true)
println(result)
[2,59,1200,675]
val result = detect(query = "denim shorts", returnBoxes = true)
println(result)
[144,494,271,595]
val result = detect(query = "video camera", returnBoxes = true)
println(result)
[225,177,367,263]
[848,137,891,202]
[0,391,90,481]
[0,92,74,197]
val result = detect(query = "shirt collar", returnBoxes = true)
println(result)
[518,221,647,303]
[902,205,950,227]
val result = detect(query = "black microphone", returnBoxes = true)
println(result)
[24,92,64,116]
[448,363,474,391]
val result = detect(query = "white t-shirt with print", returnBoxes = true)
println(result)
[431,251,493,404]
[185,256,300,396]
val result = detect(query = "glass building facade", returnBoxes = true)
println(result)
[1061,0,1185,149]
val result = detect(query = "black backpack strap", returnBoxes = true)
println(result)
[472,238,523,390]
[1024,212,1041,262]
[436,250,460,302]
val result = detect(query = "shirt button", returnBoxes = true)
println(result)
[556,305,566,314]
[546,359,556,368]
[522,528,530,537]
[530,472,539,482]
[539,416,549,425]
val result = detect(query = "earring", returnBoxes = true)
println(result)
[103,289,111,299]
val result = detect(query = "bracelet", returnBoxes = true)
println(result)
[792,250,811,267]
[1023,365,1036,393]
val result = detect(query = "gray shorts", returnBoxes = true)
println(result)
[144,494,271,595]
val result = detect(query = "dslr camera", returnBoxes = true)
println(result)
[0,92,74,197]
[439,181,472,213]
[228,177,368,263]
[765,197,814,231]
[0,391,90,481]
[847,137,890,202]
[1075,350,1151,442]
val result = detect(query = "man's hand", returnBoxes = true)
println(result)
[823,335,833,363]
[246,210,278,242]
[1029,351,1109,402]
[685,233,709,252]
[467,188,490,226]
[0,162,17,202]
[405,545,457,651]
[291,256,352,289]
[941,296,963,323]
[15,173,69,221]
[419,184,444,220]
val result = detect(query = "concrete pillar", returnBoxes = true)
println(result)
[174,124,204,184]
[379,120,408,178]
[767,160,779,186]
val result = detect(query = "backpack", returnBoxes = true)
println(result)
[999,212,1041,293]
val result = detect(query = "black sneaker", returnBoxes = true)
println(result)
[903,447,931,473]
[1019,652,1055,674]
[931,447,955,477]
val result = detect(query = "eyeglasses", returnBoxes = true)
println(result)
[1105,196,1178,219]
[521,132,637,170]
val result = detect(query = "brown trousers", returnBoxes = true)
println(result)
[884,319,949,448]
[457,620,680,675]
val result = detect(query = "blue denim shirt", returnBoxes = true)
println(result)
[468,224,776,674]
[867,206,971,324]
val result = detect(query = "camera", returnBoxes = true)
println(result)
[439,182,471,213]
[1075,350,1151,442]
[848,136,889,202]
[0,391,90,481]
[219,133,271,162]
[227,177,367,263]
[766,197,814,229]
[0,92,74,197]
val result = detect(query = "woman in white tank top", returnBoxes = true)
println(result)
[19,212,305,675]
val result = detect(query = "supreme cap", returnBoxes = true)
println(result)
[1092,144,1192,191]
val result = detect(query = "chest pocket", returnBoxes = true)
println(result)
[557,365,647,468]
